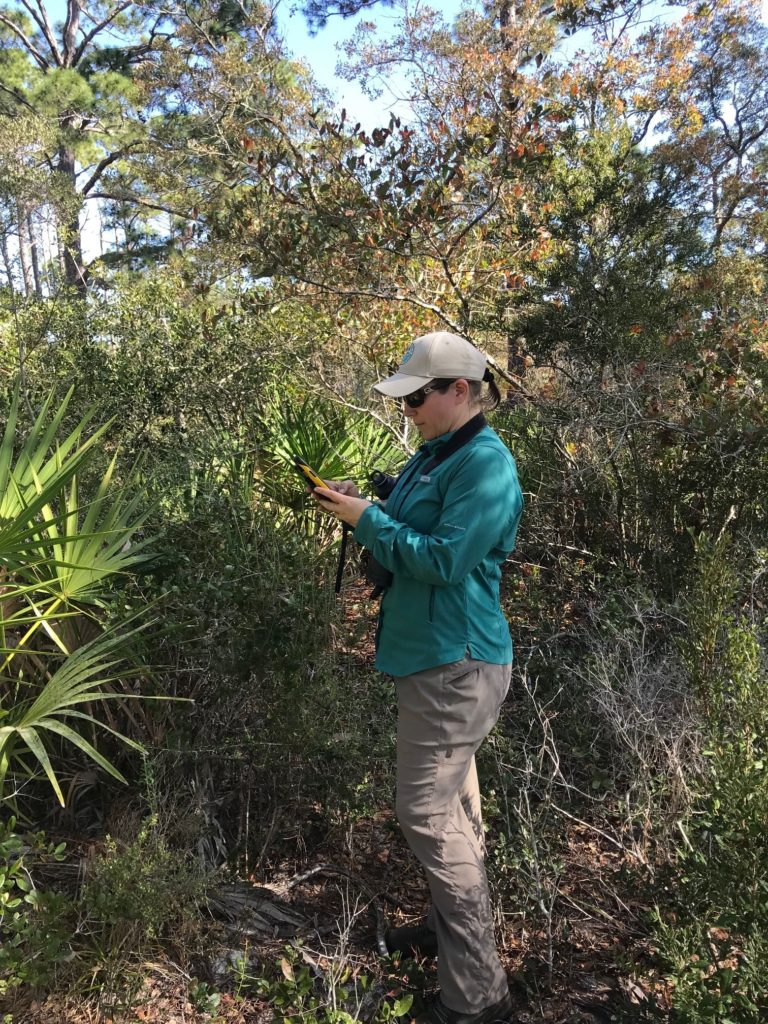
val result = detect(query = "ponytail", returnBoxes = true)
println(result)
[483,367,502,409]
[468,368,501,410]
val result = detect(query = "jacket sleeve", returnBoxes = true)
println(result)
[353,446,522,586]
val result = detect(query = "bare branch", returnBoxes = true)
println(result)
[88,191,194,220]
[631,106,658,148]
[0,11,50,69]
[443,190,500,262]
[288,274,463,330]
[314,363,413,449]
[18,0,61,64]
[102,13,173,68]
[711,191,749,251]
[180,0,219,53]
[80,147,131,196]
[72,0,133,67]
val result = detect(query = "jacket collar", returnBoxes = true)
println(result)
[420,412,487,456]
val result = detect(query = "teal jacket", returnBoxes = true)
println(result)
[353,423,523,676]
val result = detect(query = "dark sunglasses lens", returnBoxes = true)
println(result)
[403,390,425,408]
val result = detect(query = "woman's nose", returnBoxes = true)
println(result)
[402,402,415,418]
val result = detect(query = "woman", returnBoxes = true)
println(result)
[313,331,524,1024]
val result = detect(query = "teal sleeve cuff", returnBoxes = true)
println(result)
[353,503,390,547]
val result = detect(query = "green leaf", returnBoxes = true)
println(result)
[14,727,64,805]
[393,994,413,1017]
[0,386,160,805]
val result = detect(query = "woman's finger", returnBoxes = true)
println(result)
[313,486,342,504]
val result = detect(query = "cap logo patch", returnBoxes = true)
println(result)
[400,343,415,364]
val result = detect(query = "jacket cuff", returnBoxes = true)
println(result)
[353,503,389,546]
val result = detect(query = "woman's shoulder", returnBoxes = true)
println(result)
[445,428,518,480]
[470,426,517,463]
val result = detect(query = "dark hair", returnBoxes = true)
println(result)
[468,369,501,409]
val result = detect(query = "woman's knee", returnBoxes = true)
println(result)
[395,791,426,839]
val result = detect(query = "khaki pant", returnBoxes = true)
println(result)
[394,656,511,1014]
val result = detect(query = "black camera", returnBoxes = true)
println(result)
[369,470,397,500]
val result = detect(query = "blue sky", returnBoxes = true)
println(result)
[273,0,759,127]
[275,0,466,126]
[30,0,768,125]
[37,0,465,125]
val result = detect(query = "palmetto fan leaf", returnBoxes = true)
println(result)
[0,625,148,806]
[253,393,402,546]
[266,396,348,478]
[260,393,402,494]
[33,455,153,605]
[0,385,158,807]
[0,387,105,532]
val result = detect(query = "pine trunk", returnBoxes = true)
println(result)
[1,233,16,295]
[56,142,87,295]
[27,211,42,297]
[16,201,34,297]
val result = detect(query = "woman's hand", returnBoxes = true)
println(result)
[313,486,372,528]
[324,479,361,498]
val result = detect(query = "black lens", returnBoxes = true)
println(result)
[403,379,456,408]
[403,389,426,409]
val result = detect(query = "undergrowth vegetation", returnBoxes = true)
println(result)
[1,0,768,1020]
[2,277,766,1022]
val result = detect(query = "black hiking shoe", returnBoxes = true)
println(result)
[415,991,515,1024]
[384,919,439,957]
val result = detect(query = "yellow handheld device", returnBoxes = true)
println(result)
[292,454,328,491]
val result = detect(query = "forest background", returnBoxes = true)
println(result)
[1,0,768,1021]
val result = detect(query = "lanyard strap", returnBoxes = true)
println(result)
[335,521,350,594]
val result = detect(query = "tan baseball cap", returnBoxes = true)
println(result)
[374,332,487,398]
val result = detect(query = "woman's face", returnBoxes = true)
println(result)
[402,378,471,440]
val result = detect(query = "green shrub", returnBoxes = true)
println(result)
[0,818,72,998]
[234,945,417,1024]
[653,916,768,1023]
[648,533,768,1020]
[82,815,210,942]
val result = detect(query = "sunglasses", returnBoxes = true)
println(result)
[402,379,456,409]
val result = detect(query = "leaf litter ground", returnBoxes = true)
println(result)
[10,578,666,1024]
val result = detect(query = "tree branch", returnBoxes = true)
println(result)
[443,191,500,262]
[290,274,463,330]
[80,147,131,196]
[711,191,748,251]
[72,0,133,67]
[62,0,79,66]
[285,274,532,397]
[88,191,194,220]
[0,82,39,114]
[0,12,50,69]
[18,0,61,64]
[314,363,413,449]
[631,106,658,148]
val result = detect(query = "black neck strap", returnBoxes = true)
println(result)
[422,412,487,473]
